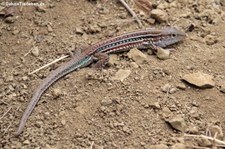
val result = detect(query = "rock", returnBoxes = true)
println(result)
[22,76,29,81]
[86,24,101,34]
[8,85,14,91]
[196,138,212,147]
[36,5,47,12]
[182,72,215,88]
[187,126,199,134]
[169,87,177,94]
[52,88,63,98]
[176,83,186,90]
[47,24,53,32]
[35,120,43,128]
[151,9,168,22]
[61,120,66,125]
[171,143,186,149]
[130,62,139,69]
[220,82,225,93]
[6,75,13,82]
[127,48,147,64]
[167,116,186,132]
[12,29,19,35]
[149,102,161,109]
[147,144,168,149]
[75,106,85,114]
[101,99,113,106]
[169,1,178,8]
[5,16,15,23]
[108,54,119,66]
[0,6,4,12]
[31,46,39,57]
[208,125,223,140]
[162,107,172,115]
[75,27,84,35]
[156,47,170,60]
[157,3,169,10]
[161,83,171,93]
[23,140,30,145]
[45,144,58,149]
[146,18,156,24]
[111,69,131,81]
[204,34,218,45]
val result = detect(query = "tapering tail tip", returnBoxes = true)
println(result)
[14,130,22,137]
[14,125,24,136]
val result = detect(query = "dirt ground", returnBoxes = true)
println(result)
[1,0,225,148]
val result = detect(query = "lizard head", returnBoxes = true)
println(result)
[153,27,186,48]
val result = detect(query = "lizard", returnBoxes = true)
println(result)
[15,27,186,135]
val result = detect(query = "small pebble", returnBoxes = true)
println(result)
[36,5,47,12]
[130,62,139,69]
[182,72,215,88]
[5,16,15,23]
[75,106,85,114]
[75,27,84,35]
[61,120,66,125]
[169,87,177,94]
[111,69,131,81]
[47,25,53,32]
[149,102,161,109]
[6,75,14,82]
[204,34,218,45]
[22,76,29,81]
[161,83,171,93]
[101,99,113,106]
[52,88,63,98]
[196,138,212,147]
[31,46,39,57]
[167,116,186,132]
[151,9,168,22]
[147,144,169,149]
[35,121,43,128]
[127,48,147,64]
[220,82,225,93]
[108,54,119,66]
[171,143,186,149]
[23,140,30,145]
[156,47,170,60]
[187,126,199,134]
[176,83,186,90]
[12,29,19,35]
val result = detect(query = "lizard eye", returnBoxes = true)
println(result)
[172,34,177,37]
[172,34,176,37]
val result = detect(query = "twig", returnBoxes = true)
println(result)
[0,100,8,105]
[0,107,12,120]
[216,144,225,147]
[23,49,32,57]
[212,132,218,147]
[185,145,210,149]
[89,141,94,149]
[3,123,11,135]
[118,0,143,27]
[28,55,69,75]
[184,134,225,145]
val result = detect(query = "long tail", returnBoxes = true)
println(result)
[15,55,93,135]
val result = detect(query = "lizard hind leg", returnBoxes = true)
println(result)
[92,52,109,69]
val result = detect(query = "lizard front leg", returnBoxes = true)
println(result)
[140,42,174,54]
[92,52,109,69]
